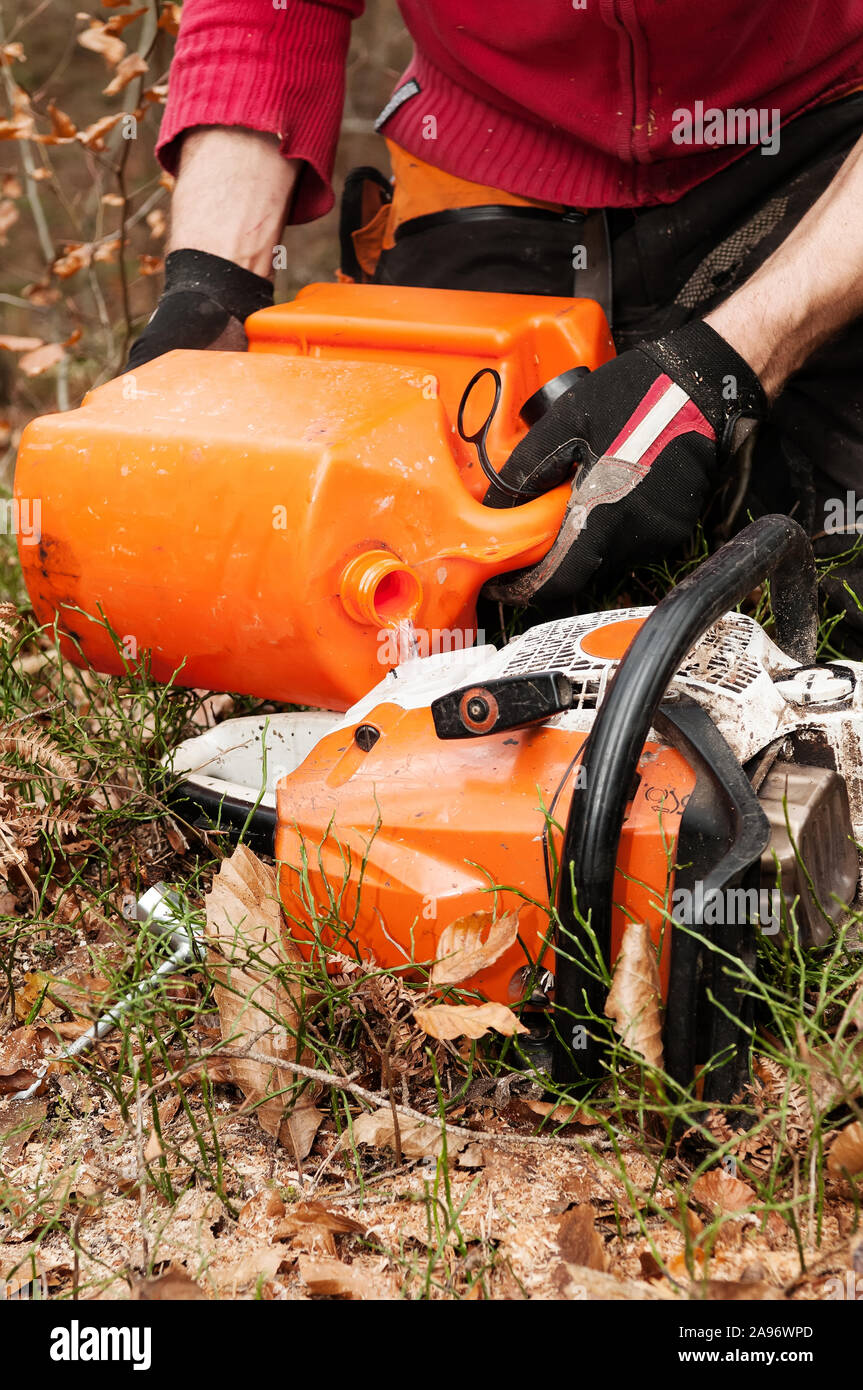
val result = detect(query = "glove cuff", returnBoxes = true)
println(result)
[163,249,274,322]
[638,319,768,454]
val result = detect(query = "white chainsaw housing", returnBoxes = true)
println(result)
[167,609,863,904]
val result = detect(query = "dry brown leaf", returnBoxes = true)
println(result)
[146,208,167,239]
[14,969,110,1023]
[1,42,25,64]
[0,1096,46,1162]
[0,118,32,141]
[352,1106,465,1159]
[138,253,164,276]
[46,102,76,139]
[13,972,58,1022]
[132,1267,207,1300]
[604,920,664,1069]
[414,1001,528,1041]
[828,1122,863,1177]
[298,1254,397,1300]
[839,983,863,1035]
[204,844,323,1158]
[795,1025,863,1125]
[556,1205,607,1270]
[22,280,58,305]
[430,909,520,986]
[1,173,21,197]
[0,335,43,352]
[103,52,148,96]
[0,198,18,240]
[274,1202,367,1254]
[0,1026,50,1094]
[76,113,125,150]
[101,192,125,207]
[691,1170,757,1214]
[53,243,92,279]
[104,7,148,34]
[93,238,123,264]
[158,3,182,35]
[143,1093,181,1163]
[524,1098,596,1126]
[215,1247,284,1294]
[77,20,127,67]
[703,1278,776,1301]
[237,1189,286,1233]
[18,342,65,378]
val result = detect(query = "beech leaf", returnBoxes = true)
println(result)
[604,921,664,1069]
[204,845,323,1158]
[431,909,520,986]
[414,1001,528,1041]
[828,1122,863,1177]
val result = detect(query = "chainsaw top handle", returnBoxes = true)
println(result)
[552,513,816,1086]
[431,514,818,1089]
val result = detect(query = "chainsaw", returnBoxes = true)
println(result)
[168,513,862,1102]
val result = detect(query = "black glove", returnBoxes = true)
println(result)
[126,248,274,370]
[485,320,767,603]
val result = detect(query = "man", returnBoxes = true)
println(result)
[132,1,863,629]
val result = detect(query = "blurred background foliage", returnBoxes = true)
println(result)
[0,0,410,481]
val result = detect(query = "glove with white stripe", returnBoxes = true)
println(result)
[484,320,767,603]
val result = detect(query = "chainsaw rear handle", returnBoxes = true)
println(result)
[552,513,818,1087]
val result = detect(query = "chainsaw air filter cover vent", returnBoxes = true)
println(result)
[675,613,765,694]
[494,608,650,709]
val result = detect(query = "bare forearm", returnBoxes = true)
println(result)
[706,133,863,400]
[168,127,300,278]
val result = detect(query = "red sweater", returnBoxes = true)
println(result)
[156,1,863,222]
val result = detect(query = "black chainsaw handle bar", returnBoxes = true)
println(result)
[551,513,818,1086]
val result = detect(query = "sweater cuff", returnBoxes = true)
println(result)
[156,0,362,224]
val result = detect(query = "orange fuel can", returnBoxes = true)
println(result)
[15,283,613,709]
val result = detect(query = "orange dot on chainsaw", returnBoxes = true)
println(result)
[580,616,646,660]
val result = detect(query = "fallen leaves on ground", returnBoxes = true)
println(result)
[237,1189,286,1233]
[0,1026,51,1094]
[430,909,520,985]
[556,1205,608,1270]
[204,844,323,1158]
[298,1254,398,1300]
[214,1247,285,1295]
[274,1202,367,1255]
[414,1001,528,1041]
[828,1122,863,1177]
[0,1095,46,1161]
[143,1093,182,1163]
[604,920,664,1069]
[353,1106,465,1158]
[14,968,111,1023]
[131,1268,207,1300]
[523,1098,597,1127]
[691,1170,757,1214]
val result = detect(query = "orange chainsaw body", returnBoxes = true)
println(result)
[15,283,613,710]
[275,703,695,1004]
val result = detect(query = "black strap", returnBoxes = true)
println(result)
[339,166,393,282]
